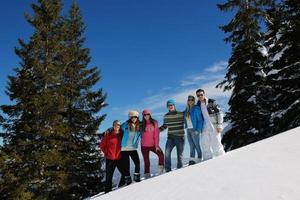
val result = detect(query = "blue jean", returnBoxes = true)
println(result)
[187,128,202,159]
[165,135,184,172]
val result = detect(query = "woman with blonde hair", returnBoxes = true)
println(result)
[184,95,204,165]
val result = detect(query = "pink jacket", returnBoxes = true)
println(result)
[141,120,160,148]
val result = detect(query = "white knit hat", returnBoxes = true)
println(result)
[128,110,139,118]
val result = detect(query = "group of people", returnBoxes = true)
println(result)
[99,88,226,193]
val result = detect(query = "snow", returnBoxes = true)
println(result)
[276,32,282,40]
[272,45,289,61]
[247,95,256,104]
[267,69,280,76]
[258,45,268,57]
[255,70,266,78]
[239,89,246,94]
[247,128,259,134]
[271,100,300,120]
[268,61,300,76]
[91,126,300,200]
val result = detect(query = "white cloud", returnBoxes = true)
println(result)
[200,80,231,98]
[105,60,231,129]
[180,75,207,86]
[205,61,227,73]
[140,61,231,111]
[180,61,227,87]
[173,80,231,106]
[180,74,225,87]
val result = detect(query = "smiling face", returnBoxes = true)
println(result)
[196,91,205,102]
[130,116,138,123]
[187,98,195,107]
[113,122,121,132]
[144,114,150,121]
[168,104,175,112]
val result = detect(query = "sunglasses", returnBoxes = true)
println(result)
[131,116,138,119]
[197,94,204,97]
[188,99,194,101]
[167,104,174,107]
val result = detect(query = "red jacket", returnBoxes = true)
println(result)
[100,129,123,160]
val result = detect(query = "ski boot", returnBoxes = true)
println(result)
[125,176,132,185]
[133,173,141,182]
[188,160,196,165]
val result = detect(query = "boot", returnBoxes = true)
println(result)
[125,176,132,185]
[118,176,125,187]
[188,160,196,165]
[144,173,151,179]
[133,173,141,182]
[158,165,164,174]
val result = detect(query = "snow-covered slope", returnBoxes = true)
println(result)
[93,126,300,200]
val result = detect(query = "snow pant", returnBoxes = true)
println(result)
[119,150,140,186]
[105,159,126,193]
[165,135,184,172]
[141,146,164,174]
[187,128,202,160]
[201,127,225,161]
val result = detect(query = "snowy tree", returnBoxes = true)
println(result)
[217,0,272,150]
[265,0,300,135]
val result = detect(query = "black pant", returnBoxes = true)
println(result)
[119,150,140,186]
[105,159,126,193]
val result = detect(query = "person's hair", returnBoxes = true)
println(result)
[142,115,156,132]
[185,99,195,118]
[196,89,205,94]
[112,120,121,126]
[127,118,140,132]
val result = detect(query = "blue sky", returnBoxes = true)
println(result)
[0,0,233,150]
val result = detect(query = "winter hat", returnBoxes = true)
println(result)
[188,95,195,101]
[142,109,151,116]
[166,99,176,107]
[128,110,139,118]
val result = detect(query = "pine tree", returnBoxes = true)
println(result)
[0,1,67,199]
[61,1,107,198]
[263,1,285,132]
[0,0,106,199]
[265,0,300,134]
[217,0,272,151]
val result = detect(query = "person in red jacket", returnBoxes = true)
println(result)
[141,109,164,178]
[100,120,126,193]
